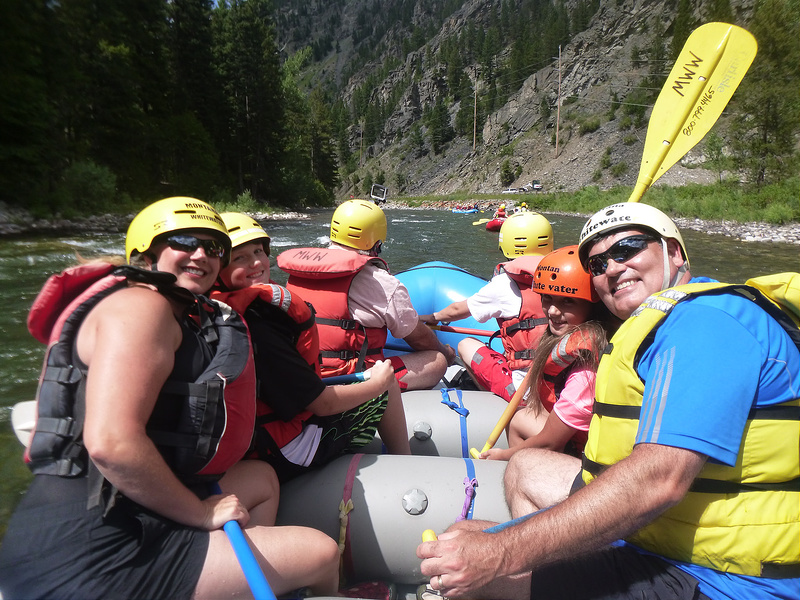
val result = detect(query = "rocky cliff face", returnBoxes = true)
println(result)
[276,0,756,197]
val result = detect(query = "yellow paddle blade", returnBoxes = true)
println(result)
[629,23,757,202]
[472,218,491,225]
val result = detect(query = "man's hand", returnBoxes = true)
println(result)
[417,528,512,598]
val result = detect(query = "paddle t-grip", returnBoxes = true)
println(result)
[422,529,438,542]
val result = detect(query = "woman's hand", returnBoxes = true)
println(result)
[200,492,250,530]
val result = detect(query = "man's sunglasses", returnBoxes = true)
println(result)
[164,235,226,259]
[586,235,657,277]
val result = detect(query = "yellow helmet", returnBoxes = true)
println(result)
[330,199,387,252]
[221,212,270,252]
[498,211,553,258]
[125,196,230,263]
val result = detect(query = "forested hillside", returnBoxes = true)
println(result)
[1,0,797,216]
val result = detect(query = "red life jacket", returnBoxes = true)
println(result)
[536,329,599,451]
[26,263,256,491]
[211,284,321,454]
[494,256,548,370]
[278,247,389,377]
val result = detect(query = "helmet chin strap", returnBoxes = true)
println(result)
[660,238,689,290]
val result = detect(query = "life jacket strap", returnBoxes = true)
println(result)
[31,416,77,438]
[317,316,361,331]
[690,476,800,494]
[320,348,383,360]
[505,317,548,334]
[41,365,83,386]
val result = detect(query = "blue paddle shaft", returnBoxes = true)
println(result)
[222,521,277,600]
[322,372,368,385]
[211,483,276,600]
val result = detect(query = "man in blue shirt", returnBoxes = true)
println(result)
[417,203,800,600]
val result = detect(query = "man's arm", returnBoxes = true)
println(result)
[419,299,471,325]
[418,443,707,599]
[403,320,456,364]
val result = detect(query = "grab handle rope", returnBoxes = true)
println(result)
[456,476,478,522]
[440,388,470,457]
[338,453,363,583]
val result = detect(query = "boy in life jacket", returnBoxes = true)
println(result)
[212,212,410,484]
[420,211,553,402]
[278,199,455,390]
[479,245,616,461]
[0,197,340,600]
[419,203,800,600]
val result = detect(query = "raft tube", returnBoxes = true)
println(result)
[387,261,503,355]
[275,453,511,584]
[362,389,510,457]
[9,389,511,459]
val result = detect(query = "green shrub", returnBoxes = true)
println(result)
[500,160,515,187]
[600,148,612,169]
[54,160,118,217]
[610,162,629,177]
[579,117,601,136]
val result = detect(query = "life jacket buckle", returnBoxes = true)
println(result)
[55,416,76,437]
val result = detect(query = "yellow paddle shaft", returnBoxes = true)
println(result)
[469,367,534,459]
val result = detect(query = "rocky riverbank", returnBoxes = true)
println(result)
[1,201,798,245]
[388,200,800,245]
[0,202,309,237]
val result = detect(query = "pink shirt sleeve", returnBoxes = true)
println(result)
[347,265,419,339]
[552,366,596,432]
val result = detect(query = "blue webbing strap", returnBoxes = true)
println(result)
[440,388,469,457]
[482,509,544,533]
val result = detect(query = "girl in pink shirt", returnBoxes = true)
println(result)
[481,245,617,460]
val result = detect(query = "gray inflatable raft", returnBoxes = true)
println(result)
[276,453,511,585]
[363,389,510,458]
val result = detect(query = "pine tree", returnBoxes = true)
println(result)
[670,0,695,61]
[729,0,800,187]
[0,0,52,207]
[215,0,286,201]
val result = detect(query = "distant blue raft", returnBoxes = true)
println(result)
[386,261,503,356]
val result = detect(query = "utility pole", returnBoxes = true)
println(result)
[359,118,364,167]
[555,45,561,158]
[472,66,479,152]
[473,84,478,151]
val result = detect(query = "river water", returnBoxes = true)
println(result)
[0,208,797,536]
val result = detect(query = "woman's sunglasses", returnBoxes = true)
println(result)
[164,234,226,259]
[586,235,657,277]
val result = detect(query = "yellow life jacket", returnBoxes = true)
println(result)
[582,275,800,577]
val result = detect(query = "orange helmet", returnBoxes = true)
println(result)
[533,245,598,302]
